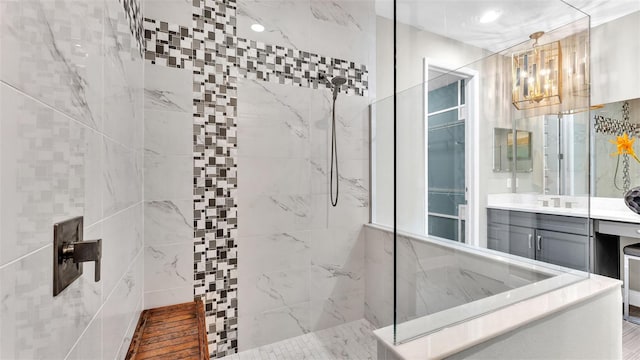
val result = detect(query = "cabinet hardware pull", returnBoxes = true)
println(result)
[537,235,542,251]
[528,234,533,249]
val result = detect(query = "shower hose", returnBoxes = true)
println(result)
[330,97,339,207]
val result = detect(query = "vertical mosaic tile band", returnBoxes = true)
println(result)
[142,0,368,357]
[118,0,144,55]
[192,0,239,357]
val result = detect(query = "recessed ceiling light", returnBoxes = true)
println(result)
[479,10,502,24]
[251,23,265,32]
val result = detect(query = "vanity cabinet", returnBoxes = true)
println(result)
[487,209,590,271]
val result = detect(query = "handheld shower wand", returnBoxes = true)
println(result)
[319,74,347,207]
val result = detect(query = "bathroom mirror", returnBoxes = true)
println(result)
[493,128,533,173]
[542,112,590,196]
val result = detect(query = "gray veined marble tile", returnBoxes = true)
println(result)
[65,312,102,360]
[236,0,310,51]
[103,0,144,151]
[238,231,311,275]
[0,83,102,265]
[237,78,312,159]
[102,252,143,360]
[102,139,142,217]
[144,200,193,246]
[144,243,193,292]
[310,226,365,269]
[0,0,104,131]
[310,290,364,332]
[144,109,192,155]
[240,269,310,315]
[144,63,192,112]
[101,204,143,299]
[0,244,101,359]
[309,0,365,30]
[116,294,144,360]
[238,194,319,237]
[238,157,312,196]
[310,260,364,302]
[144,286,194,310]
[238,301,311,351]
[307,0,375,66]
[142,0,193,27]
[143,153,192,201]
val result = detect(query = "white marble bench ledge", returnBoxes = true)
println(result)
[374,274,622,360]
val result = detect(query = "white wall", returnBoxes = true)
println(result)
[591,11,640,106]
[373,16,488,233]
[0,0,145,358]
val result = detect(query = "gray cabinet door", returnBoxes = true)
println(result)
[508,226,536,260]
[487,222,509,253]
[536,230,589,271]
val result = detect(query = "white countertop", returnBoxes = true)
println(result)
[487,194,640,224]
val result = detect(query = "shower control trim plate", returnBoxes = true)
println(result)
[53,216,102,296]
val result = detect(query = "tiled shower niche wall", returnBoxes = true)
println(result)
[142,0,374,357]
[0,0,145,358]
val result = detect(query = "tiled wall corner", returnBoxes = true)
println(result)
[0,0,145,358]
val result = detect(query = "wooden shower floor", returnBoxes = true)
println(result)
[125,300,208,359]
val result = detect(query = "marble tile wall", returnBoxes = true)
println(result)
[234,0,374,352]
[142,62,194,310]
[236,18,372,354]
[141,0,374,357]
[364,225,551,331]
[0,0,145,358]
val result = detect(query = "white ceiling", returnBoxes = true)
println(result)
[376,0,640,52]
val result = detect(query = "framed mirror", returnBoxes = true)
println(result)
[493,128,533,173]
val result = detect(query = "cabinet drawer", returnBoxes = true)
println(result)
[537,214,590,235]
[487,209,510,225]
[597,220,640,238]
[487,209,537,228]
[509,211,537,228]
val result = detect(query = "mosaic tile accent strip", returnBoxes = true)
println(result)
[142,1,369,357]
[119,0,144,56]
[236,38,368,96]
[143,18,194,69]
[191,0,239,358]
[143,20,369,96]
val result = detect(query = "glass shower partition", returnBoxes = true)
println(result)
[371,0,592,345]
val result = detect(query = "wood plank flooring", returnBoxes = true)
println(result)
[126,300,208,360]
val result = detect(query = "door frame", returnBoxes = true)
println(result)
[423,58,479,245]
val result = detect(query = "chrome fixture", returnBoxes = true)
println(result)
[53,216,102,296]
[319,74,347,207]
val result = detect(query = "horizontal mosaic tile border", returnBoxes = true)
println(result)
[143,19,369,96]
[236,38,368,96]
[118,0,144,56]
